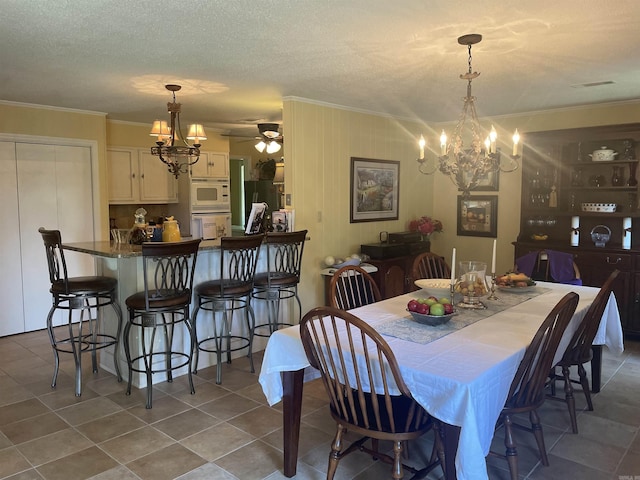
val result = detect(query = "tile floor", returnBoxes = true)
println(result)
[0,329,639,480]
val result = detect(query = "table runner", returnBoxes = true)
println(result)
[376,287,550,344]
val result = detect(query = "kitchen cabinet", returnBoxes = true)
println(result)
[108,147,178,204]
[515,123,640,337]
[189,151,229,178]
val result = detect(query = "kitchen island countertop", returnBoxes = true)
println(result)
[62,239,221,258]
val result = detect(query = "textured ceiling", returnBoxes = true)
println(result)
[2,1,639,135]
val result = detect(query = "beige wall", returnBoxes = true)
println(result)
[283,99,433,314]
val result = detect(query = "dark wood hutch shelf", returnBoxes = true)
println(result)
[515,123,640,337]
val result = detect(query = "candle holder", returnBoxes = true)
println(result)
[487,274,498,300]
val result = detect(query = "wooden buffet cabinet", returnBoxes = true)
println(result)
[515,124,640,337]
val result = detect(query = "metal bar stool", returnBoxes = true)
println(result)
[191,235,264,384]
[251,230,307,337]
[39,227,123,397]
[124,239,201,409]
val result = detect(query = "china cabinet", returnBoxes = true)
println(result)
[107,147,178,204]
[514,123,640,336]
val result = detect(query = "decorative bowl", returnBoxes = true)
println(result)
[406,309,455,326]
[589,146,618,162]
[414,278,451,299]
[590,225,611,247]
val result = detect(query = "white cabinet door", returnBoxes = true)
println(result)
[190,151,229,178]
[139,150,178,203]
[108,148,138,203]
[0,142,23,336]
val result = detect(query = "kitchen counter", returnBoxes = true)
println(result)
[63,239,221,258]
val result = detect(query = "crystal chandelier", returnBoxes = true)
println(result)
[150,84,206,178]
[417,34,520,194]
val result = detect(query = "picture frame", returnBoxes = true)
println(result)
[350,157,400,223]
[245,202,267,235]
[457,168,499,191]
[457,195,497,237]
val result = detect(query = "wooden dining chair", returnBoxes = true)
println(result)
[410,252,451,289]
[547,269,620,433]
[329,265,381,310]
[489,292,579,480]
[300,306,443,480]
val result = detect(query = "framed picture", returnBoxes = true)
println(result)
[457,195,497,237]
[350,157,399,223]
[245,202,267,235]
[457,169,499,191]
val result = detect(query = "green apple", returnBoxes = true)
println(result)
[429,303,445,316]
[425,296,438,306]
[439,297,451,305]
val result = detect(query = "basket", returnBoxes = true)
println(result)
[590,225,611,248]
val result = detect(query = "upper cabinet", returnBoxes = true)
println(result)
[189,151,229,178]
[518,124,640,248]
[108,147,178,204]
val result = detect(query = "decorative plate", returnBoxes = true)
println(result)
[497,284,537,293]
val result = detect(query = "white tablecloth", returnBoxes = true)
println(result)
[258,282,624,480]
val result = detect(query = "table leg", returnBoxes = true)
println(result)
[591,345,602,393]
[282,369,304,477]
[441,422,460,480]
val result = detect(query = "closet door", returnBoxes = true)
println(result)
[0,142,23,336]
[17,143,94,332]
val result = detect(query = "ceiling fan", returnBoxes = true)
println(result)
[252,123,283,153]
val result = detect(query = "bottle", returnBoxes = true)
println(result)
[162,217,181,242]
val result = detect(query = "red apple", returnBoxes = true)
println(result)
[407,299,420,312]
[443,303,454,314]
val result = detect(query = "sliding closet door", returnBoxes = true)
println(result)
[17,143,95,332]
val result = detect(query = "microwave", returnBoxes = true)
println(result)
[191,178,230,212]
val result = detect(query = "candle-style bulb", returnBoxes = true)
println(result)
[440,130,447,156]
[418,135,426,160]
[512,129,520,156]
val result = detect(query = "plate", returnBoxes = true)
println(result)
[413,278,451,298]
[406,309,456,326]
[497,284,537,293]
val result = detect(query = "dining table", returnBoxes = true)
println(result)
[258,281,624,480]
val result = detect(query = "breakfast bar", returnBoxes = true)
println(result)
[62,240,273,388]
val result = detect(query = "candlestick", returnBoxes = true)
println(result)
[491,239,497,274]
[450,248,456,286]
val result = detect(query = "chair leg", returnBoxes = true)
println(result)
[123,313,133,396]
[392,441,404,480]
[71,307,83,397]
[562,365,578,433]
[246,302,255,373]
[530,409,549,466]
[327,425,346,480]
[503,414,519,480]
[46,305,60,390]
[577,363,594,410]
[191,300,202,374]
[110,297,123,382]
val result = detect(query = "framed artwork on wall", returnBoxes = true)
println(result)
[457,195,497,237]
[350,157,399,223]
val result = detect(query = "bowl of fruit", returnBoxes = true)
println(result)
[406,297,456,326]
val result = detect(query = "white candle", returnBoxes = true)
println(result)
[450,247,456,285]
[491,239,497,274]
[489,125,497,154]
[512,129,520,156]
[571,216,580,247]
[440,130,447,156]
[418,135,425,160]
[623,217,632,250]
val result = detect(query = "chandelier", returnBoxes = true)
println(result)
[416,34,520,194]
[150,84,206,178]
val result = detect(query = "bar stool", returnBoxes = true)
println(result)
[191,235,264,384]
[38,227,123,397]
[251,230,307,337]
[124,239,200,409]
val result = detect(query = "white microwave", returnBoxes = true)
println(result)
[191,178,230,212]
